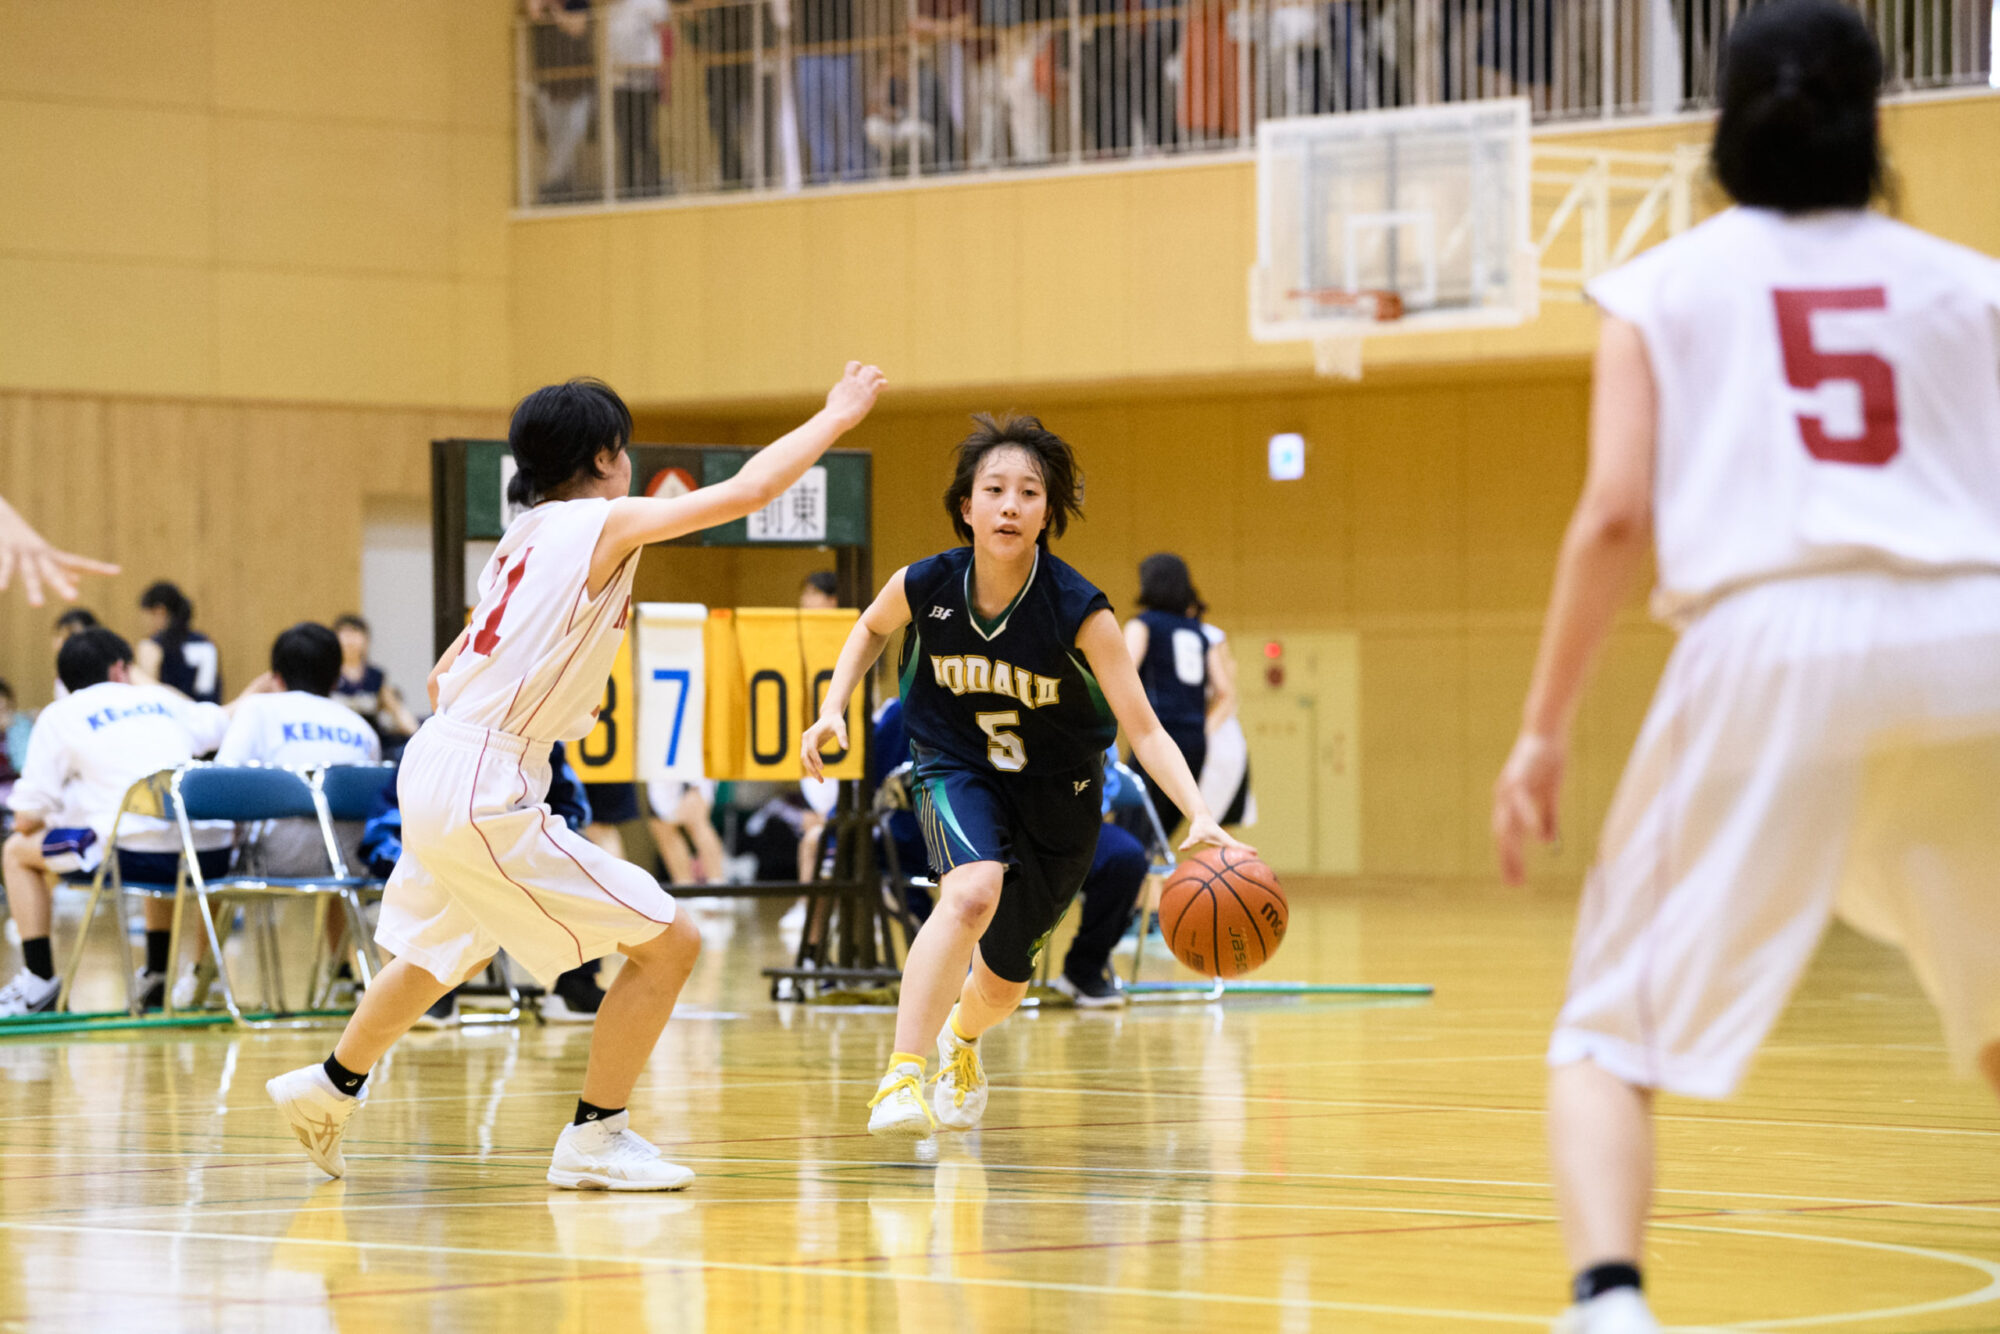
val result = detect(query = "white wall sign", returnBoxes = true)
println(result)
[636,602,709,782]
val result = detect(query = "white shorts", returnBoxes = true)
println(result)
[645,777,716,819]
[1554,570,2000,1098]
[378,716,676,988]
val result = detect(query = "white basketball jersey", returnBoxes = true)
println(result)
[1587,207,2000,624]
[435,498,638,743]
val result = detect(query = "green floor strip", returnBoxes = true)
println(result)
[0,1008,354,1038]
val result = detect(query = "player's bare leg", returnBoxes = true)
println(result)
[870,860,1002,1137]
[547,911,702,1192]
[332,958,461,1071]
[1548,1059,1657,1330]
[1981,1041,2000,1097]
[579,910,700,1109]
[648,818,695,884]
[0,833,60,1015]
[676,790,729,880]
[931,950,1024,1131]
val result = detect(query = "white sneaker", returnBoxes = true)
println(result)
[0,968,59,1018]
[172,961,219,1011]
[547,1112,695,1191]
[538,991,598,1025]
[867,1062,937,1138]
[931,1024,988,1131]
[1553,1289,1660,1334]
[266,1064,367,1178]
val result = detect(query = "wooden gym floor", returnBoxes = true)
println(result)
[0,882,1994,1332]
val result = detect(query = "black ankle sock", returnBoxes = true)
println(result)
[322,1054,368,1097]
[1573,1262,1643,1303]
[21,937,53,982]
[145,930,171,976]
[575,1098,623,1126]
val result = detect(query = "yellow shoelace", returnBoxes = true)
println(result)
[869,1072,937,1128]
[942,1041,982,1109]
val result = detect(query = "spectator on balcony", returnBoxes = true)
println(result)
[609,0,672,196]
[692,0,764,186]
[971,0,1052,165]
[528,0,599,202]
[798,0,868,181]
[911,0,971,170]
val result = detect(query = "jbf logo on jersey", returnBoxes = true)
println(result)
[928,655,1061,709]
[928,606,954,621]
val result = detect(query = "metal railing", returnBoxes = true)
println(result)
[516,0,1994,206]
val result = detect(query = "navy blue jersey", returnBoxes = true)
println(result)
[897,546,1118,778]
[1134,610,1208,739]
[153,630,222,704]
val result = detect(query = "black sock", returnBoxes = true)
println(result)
[322,1054,368,1097]
[1573,1262,1643,1303]
[20,937,53,982]
[145,930,171,975]
[575,1098,623,1126]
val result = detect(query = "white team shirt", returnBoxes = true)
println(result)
[435,498,639,744]
[216,692,382,769]
[5,681,232,852]
[1588,207,2000,625]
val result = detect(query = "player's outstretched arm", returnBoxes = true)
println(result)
[1492,316,1656,884]
[1077,610,1253,856]
[590,363,886,587]
[801,568,911,779]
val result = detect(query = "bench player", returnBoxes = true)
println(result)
[269,362,885,1190]
[802,413,1250,1137]
[1492,4,2000,1328]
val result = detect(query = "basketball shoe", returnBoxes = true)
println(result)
[1052,966,1126,1009]
[1553,1289,1659,1334]
[931,1015,987,1130]
[547,1112,695,1191]
[867,1055,937,1137]
[0,969,59,1018]
[267,1064,367,1178]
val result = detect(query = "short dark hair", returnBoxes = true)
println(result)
[1137,553,1200,616]
[0,678,13,705]
[333,613,369,636]
[506,378,633,508]
[1712,0,1882,212]
[943,414,1084,549]
[140,581,193,630]
[57,627,133,693]
[270,622,344,696]
[53,607,99,636]
[801,571,838,599]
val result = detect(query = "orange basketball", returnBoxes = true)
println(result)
[1158,846,1288,978]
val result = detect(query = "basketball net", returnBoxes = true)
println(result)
[1311,333,1365,381]
[1295,288,1403,382]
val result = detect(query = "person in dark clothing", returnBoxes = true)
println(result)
[360,740,605,1025]
[135,581,222,704]
[1122,554,1227,839]
[874,697,1146,1005]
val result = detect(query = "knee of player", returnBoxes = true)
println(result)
[938,864,1003,925]
[2,831,38,870]
[663,909,703,963]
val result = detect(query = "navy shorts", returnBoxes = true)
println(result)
[120,847,233,885]
[582,781,641,825]
[911,752,1105,983]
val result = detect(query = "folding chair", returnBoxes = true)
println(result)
[55,769,187,1016]
[301,762,397,1007]
[871,761,933,950]
[169,763,376,1030]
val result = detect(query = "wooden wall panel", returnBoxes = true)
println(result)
[0,391,504,709]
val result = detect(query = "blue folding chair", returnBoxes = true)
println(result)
[170,764,375,1029]
[1105,759,1177,984]
[301,762,397,1006]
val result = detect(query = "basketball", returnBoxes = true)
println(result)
[1159,846,1288,978]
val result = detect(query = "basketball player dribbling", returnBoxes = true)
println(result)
[1491,5,2000,1329]
[800,414,1251,1137]
[269,363,885,1190]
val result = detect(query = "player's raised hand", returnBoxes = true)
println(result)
[1179,816,1255,858]
[1492,731,1564,885]
[799,711,849,781]
[823,362,887,430]
[0,495,119,607]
